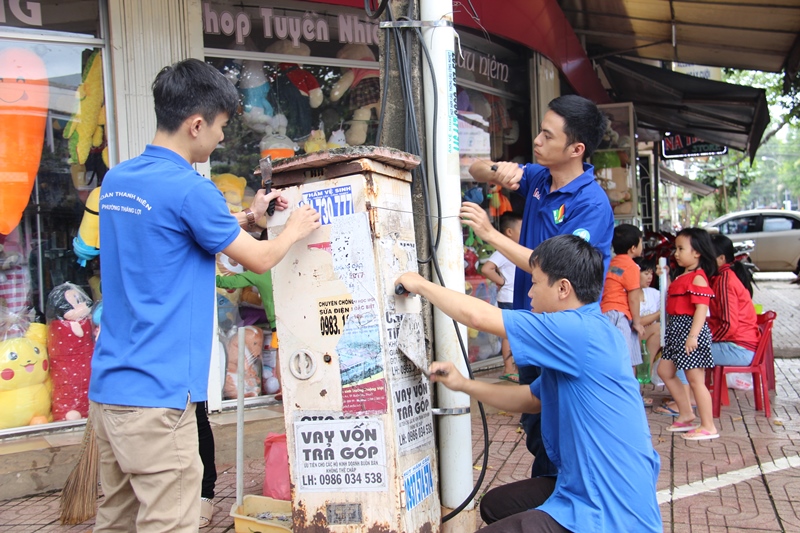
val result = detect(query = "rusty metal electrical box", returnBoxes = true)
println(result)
[266,148,440,533]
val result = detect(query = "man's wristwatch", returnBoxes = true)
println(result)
[243,207,257,228]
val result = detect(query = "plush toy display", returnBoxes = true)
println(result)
[212,173,247,214]
[46,283,94,420]
[330,44,380,146]
[266,41,323,142]
[259,113,296,160]
[303,128,328,153]
[223,326,263,399]
[73,186,101,267]
[239,59,274,134]
[0,48,49,236]
[216,253,244,330]
[64,50,108,170]
[0,323,53,429]
[326,128,348,150]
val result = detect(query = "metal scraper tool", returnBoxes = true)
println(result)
[258,155,277,216]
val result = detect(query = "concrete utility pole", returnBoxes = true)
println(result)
[379,0,475,528]
[419,0,476,531]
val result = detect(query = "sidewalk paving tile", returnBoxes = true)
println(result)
[1,281,799,532]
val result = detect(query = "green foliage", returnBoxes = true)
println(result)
[683,68,800,221]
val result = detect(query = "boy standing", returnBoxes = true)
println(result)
[480,212,523,381]
[89,59,320,532]
[601,224,645,376]
[396,235,661,532]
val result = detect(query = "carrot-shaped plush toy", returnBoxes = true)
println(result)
[0,48,49,236]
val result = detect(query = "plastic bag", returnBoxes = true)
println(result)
[263,433,290,500]
[726,372,753,391]
[223,326,263,399]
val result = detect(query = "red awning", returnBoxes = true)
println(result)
[308,0,610,103]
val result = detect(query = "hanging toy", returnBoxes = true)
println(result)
[63,50,107,169]
[73,186,101,267]
[0,48,49,236]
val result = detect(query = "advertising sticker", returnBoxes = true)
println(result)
[294,418,387,493]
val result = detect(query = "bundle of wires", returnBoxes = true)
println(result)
[365,0,490,522]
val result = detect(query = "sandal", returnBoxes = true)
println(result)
[199,497,214,528]
[682,428,720,440]
[666,420,699,432]
[499,373,519,383]
[642,396,653,406]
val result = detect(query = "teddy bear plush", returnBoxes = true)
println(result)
[46,283,94,420]
[330,44,380,146]
[223,326,263,399]
[0,323,53,429]
[212,173,247,214]
[239,59,274,134]
[266,41,323,142]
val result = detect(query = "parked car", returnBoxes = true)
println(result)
[705,209,800,272]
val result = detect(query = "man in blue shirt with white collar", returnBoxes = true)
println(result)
[466,95,614,481]
[396,235,661,533]
[88,59,320,532]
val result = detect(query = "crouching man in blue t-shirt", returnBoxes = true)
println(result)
[396,235,661,533]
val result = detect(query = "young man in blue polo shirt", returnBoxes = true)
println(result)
[466,95,614,480]
[396,235,661,533]
[88,59,320,532]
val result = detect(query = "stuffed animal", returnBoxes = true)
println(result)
[0,323,53,429]
[46,283,94,421]
[239,59,274,134]
[330,44,380,146]
[0,48,49,236]
[223,326,263,399]
[73,186,101,267]
[212,173,247,214]
[259,114,296,160]
[266,41,322,142]
[303,128,328,153]
[327,128,348,150]
[64,50,107,169]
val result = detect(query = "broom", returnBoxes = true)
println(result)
[58,417,99,524]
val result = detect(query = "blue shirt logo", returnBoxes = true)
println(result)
[573,228,591,241]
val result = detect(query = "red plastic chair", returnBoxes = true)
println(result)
[757,312,776,391]
[710,311,776,419]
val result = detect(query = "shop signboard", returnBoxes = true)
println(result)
[662,134,728,159]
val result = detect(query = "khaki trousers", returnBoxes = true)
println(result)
[90,399,201,533]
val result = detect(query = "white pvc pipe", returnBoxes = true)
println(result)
[420,0,474,512]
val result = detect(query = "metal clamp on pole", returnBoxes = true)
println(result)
[431,407,470,416]
[380,19,453,29]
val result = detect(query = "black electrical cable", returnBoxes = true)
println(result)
[374,3,491,523]
[364,0,389,20]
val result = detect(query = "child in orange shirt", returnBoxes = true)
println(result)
[601,225,646,391]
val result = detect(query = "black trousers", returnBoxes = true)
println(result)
[196,401,217,500]
[518,365,558,478]
[479,477,568,533]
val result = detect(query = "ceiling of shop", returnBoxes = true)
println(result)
[558,0,800,78]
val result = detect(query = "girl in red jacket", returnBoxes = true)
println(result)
[708,234,760,367]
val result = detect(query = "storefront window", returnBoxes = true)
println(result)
[455,32,531,367]
[1,5,108,431]
[203,0,381,404]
